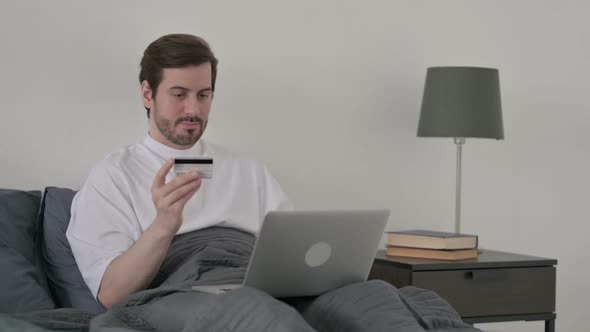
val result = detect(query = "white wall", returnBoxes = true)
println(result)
[1,1,588,330]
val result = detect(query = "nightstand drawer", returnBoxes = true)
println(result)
[413,266,556,317]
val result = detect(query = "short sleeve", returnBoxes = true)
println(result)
[66,163,140,298]
[257,163,293,217]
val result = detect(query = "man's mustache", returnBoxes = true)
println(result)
[175,117,203,125]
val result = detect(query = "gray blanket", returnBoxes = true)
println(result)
[1,227,481,332]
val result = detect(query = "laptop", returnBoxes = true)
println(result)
[192,209,390,297]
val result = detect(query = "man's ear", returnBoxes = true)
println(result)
[141,80,154,110]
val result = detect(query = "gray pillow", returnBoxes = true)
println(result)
[41,187,105,314]
[0,189,55,313]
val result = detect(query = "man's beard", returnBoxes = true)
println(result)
[154,110,206,147]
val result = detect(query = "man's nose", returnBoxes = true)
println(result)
[184,95,201,116]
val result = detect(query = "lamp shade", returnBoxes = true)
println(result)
[417,67,504,139]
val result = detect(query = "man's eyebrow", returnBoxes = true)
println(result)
[169,86,213,94]
[197,87,213,93]
[169,86,191,91]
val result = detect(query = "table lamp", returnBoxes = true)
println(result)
[417,66,504,234]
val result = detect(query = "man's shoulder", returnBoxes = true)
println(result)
[88,143,143,179]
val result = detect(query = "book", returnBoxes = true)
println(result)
[386,230,478,250]
[386,246,479,261]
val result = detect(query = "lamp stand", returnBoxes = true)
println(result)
[454,137,465,234]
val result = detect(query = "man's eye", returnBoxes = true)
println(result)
[173,92,185,98]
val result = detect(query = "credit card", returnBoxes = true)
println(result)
[174,158,213,179]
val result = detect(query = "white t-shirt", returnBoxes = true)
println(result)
[66,134,292,298]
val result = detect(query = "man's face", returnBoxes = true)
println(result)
[142,63,213,149]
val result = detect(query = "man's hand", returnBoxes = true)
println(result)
[151,159,202,236]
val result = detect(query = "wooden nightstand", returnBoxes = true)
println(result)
[369,249,557,332]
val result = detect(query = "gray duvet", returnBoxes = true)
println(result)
[0,227,481,332]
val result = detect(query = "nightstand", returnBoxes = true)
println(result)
[369,249,557,332]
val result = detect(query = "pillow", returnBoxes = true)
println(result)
[0,189,55,313]
[40,187,105,314]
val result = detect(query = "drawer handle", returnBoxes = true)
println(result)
[467,270,506,281]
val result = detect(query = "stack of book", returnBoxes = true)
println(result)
[385,230,479,260]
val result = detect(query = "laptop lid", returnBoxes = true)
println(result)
[242,209,390,297]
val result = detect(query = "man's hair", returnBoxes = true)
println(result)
[139,33,218,118]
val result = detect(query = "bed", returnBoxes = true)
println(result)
[0,188,481,331]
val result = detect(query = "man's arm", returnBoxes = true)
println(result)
[97,222,173,308]
[97,159,202,308]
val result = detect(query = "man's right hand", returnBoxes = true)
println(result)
[151,158,202,236]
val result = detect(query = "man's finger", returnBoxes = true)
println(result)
[173,183,201,209]
[160,171,201,197]
[153,159,175,188]
[162,179,202,207]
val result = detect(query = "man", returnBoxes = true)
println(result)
[66,34,291,309]
[66,34,478,332]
